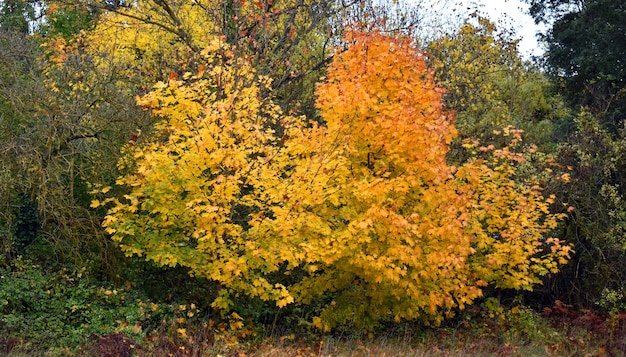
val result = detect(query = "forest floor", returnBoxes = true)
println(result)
[4,300,625,356]
[82,303,625,357]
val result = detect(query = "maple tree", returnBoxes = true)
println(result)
[99,29,571,329]
[0,0,352,284]
[272,29,571,328]
[97,38,303,309]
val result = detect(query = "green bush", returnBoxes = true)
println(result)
[0,257,171,355]
[500,305,561,345]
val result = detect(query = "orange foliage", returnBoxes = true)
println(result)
[100,29,571,330]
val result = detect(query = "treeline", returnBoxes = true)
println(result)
[0,0,624,353]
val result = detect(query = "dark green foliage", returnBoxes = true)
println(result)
[0,30,40,260]
[0,257,171,354]
[548,110,626,307]
[128,262,220,313]
[41,3,98,39]
[14,193,39,254]
[0,0,35,33]
[526,0,582,24]
[527,0,626,127]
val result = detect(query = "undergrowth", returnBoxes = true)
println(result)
[1,257,625,356]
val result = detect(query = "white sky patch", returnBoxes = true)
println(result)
[413,0,549,58]
[466,0,548,58]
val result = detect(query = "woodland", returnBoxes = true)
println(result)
[0,0,625,355]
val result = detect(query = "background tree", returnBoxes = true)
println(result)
[0,30,39,256]
[0,15,154,273]
[523,0,626,308]
[72,0,352,116]
[527,0,626,128]
[41,1,97,39]
[0,0,36,33]
[427,15,569,150]
[549,110,626,307]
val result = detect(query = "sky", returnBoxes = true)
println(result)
[465,0,548,57]
[416,0,549,58]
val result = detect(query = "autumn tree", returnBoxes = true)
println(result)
[98,38,304,310]
[0,0,347,277]
[280,29,571,328]
[69,0,352,115]
[100,28,571,329]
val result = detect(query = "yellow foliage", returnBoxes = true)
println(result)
[102,28,571,330]
[427,15,562,146]
[77,0,332,94]
[103,37,301,306]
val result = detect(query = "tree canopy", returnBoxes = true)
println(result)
[526,0,626,126]
[98,28,571,330]
[11,1,626,349]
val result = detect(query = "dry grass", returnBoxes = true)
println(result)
[127,317,619,357]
